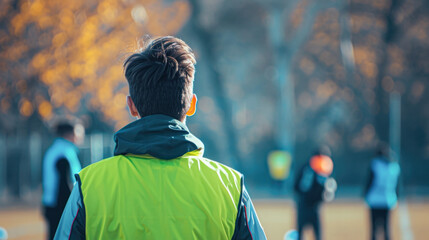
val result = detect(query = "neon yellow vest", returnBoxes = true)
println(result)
[79,150,242,240]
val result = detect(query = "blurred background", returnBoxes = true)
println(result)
[0,0,428,239]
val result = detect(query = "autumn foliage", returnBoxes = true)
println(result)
[0,0,190,130]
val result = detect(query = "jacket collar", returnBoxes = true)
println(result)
[113,114,204,160]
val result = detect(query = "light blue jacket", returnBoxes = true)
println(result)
[42,138,82,207]
[366,157,400,209]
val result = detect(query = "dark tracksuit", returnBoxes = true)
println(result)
[43,158,72,240]
[294,164,326,240]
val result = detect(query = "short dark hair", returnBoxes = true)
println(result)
[124,36,196,120]
[376,142,390,158]
[313,145,332,157]
[55,122,74,137]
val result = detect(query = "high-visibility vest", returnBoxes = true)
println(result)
[78,150,242,239]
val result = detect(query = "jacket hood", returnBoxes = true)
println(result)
[113,114,204,160]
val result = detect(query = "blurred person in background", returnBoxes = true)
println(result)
[42,121,83,240]
[364,143,400,240]
[54,36,266,239]
[0,227,7,240]
[293,146,336,240]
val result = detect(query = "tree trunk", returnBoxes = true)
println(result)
[374,0,400,143]
[185,0,243,170]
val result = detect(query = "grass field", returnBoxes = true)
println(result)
[0,199,427,240]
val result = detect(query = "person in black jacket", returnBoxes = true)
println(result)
[42,122,83,240]
[54,36,266,240]
[294,146,336,240]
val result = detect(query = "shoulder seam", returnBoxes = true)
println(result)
[74,174,86,215]
[199,157,243,176]
[80,156,123,173]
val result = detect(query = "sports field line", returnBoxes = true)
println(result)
[399,201,414,240]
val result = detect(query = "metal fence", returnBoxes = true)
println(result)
[0,133,115,205]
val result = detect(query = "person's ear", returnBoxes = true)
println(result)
[126,96,140,118]
[186,94,197,116]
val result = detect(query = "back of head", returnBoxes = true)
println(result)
[312,145,332,157]
[124,36,196,121]
[55,122,75,138]
[376,142,390,160]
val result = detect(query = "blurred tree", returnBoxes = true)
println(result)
[264,0,342,164]
[1,0,428,189]
[372,0,401,143]
[179,0,429,187]
[0,0,190,133]
[184,0,245,170]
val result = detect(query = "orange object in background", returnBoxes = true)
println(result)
[310,155,333,176]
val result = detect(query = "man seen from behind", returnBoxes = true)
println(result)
[55,36,266,240]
